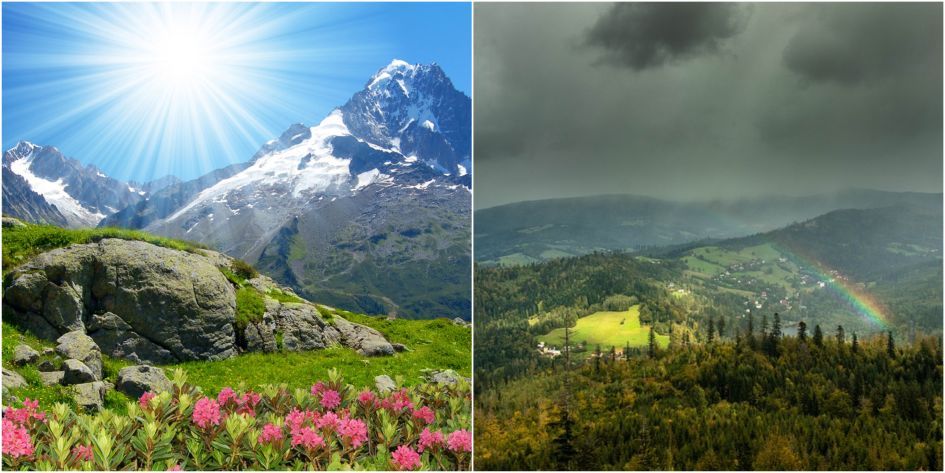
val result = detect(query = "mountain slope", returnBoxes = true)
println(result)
[475,191,942,264]
[109,60,472,320]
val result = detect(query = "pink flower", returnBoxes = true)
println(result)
[167,464,182,471]
[447,429,472,453]
[381,389,413,413]
[357,390,376,407]
[4,398,45,426]
[391,445,421,471]
[259,423,283,444]
[192,397,222,429]
[310,382,326,396]
[316,411,339,431]
[338,418,368,448]
[217,387,237,406]
[139,391,157,409]
[2,418,34,458]
[286,408,319,434]
[418,427,445,453]
[237,391,261,416]
[412,406,435,424]
[71,444,93,462]
[291,427,325,450]
[320,389,341,410]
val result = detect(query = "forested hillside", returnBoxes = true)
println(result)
[476,333,943,470]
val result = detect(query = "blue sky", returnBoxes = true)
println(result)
[2,2,471,183]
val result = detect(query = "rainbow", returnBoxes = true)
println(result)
[771,243,889,331]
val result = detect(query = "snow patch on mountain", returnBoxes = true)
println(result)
[8,153,105,225]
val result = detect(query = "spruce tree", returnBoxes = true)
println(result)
[707,318,715,343]
[851,332,859,354]
[717,317,726,339]
[798,320,808,341]
[887,331,896,358]
[836,325,845,345]
[813,324,824,347]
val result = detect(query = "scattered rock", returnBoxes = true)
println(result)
[423,369,465,386]
[334,317,395,356]
[13,344,39,365]
[374,375,396,393]
[452,317,468,326]
[39,371,64,386]
[392,342,409,352]
[2,368,27,390]
[116,365,173,399]
[72,382,106,412]
[62,359,96,385]
[37,359,60,372]
[56,331,102,380]
[41,348,55,356]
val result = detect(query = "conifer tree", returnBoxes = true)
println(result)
[813,324,824,347]
[747,312,756,350]
[836,325,845,345]
[851,332,859,354]
[707,318,715,343]
[798,320,808,341]
[717,316,726,339]
[887,331,896,358]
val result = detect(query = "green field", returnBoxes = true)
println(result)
[538,306,669,351]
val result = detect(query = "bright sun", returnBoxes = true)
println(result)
[148,25,217,89]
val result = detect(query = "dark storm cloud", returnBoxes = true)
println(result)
[474,3,942,209]
[783,3,942,84]
[585,2,751,70]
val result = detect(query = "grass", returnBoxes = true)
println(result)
[235,287,266,330]
[2,221,206,274]
[175,314,470,395]
[267,287,305,304]
[538,306,669,351]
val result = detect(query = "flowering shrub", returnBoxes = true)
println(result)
[2,368,471,470]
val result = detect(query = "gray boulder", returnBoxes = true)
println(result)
[41,348,54,356]
[87,312,176,364]
[116,365,173,399]
[374,375,396,393]
[244,321,278,353]
[3,239,238,363]
[2,368,27,390]
[13,344,39,365]
[423,369,466,386]
[62,359,96,385]
[37,359,60,372]
[56,331,102,379]
[334,317,395,356]
[39,371,64,386]
[72,382,106,412]
[270,302,339,351]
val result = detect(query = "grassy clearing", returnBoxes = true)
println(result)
[538,306,669,350]
[2,221,206,274]
[177,314,470,395]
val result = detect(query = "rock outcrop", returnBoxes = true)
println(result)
[3,237,395,366]
[116,365,173,398]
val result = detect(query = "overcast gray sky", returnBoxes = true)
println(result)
[474,2,942,209]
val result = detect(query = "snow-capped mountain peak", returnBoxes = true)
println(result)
[2,142,146,227]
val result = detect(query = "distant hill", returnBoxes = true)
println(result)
[475,190,942,265]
